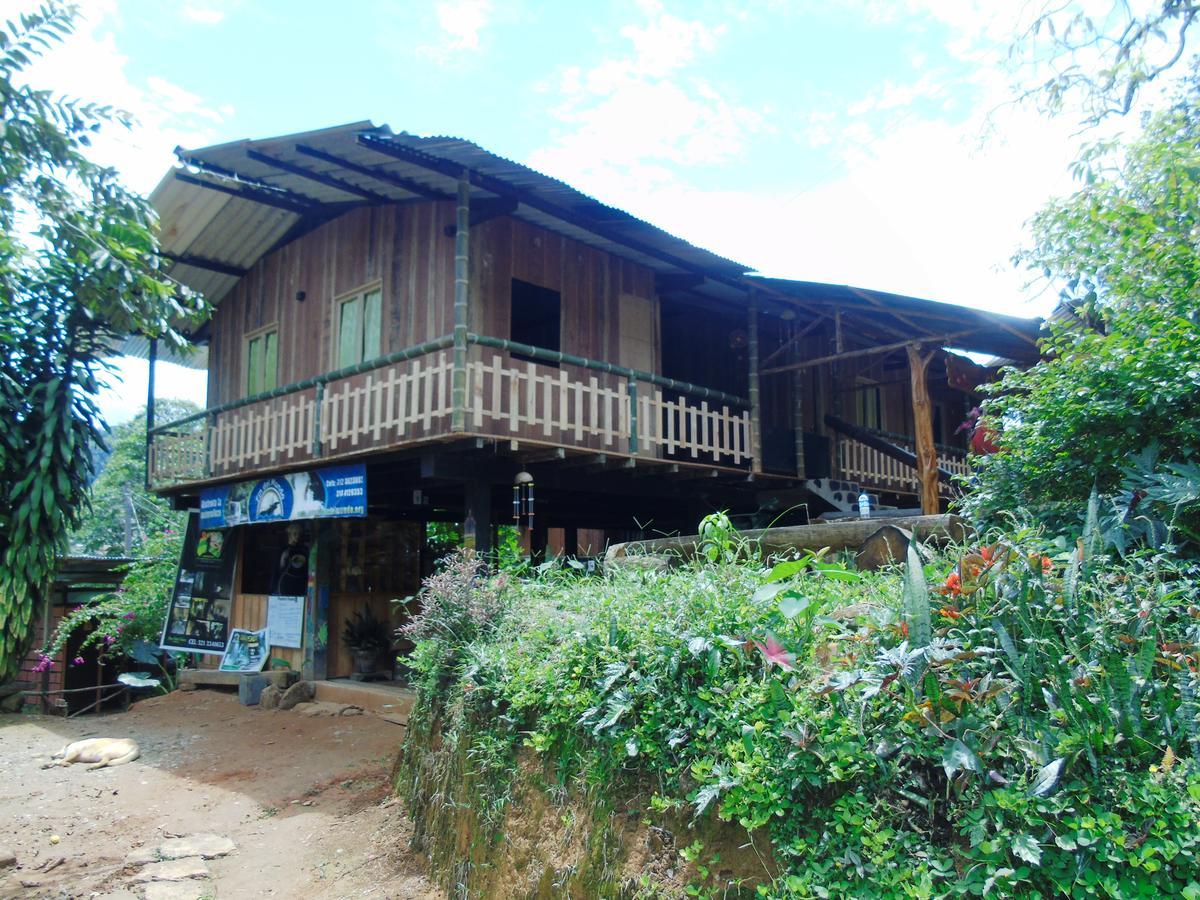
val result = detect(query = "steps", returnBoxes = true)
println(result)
[313,679,415,721]
[804,478,894,515]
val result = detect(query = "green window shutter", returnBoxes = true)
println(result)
[263,331,278,392]
[339,298,362,368]
[247,336,261,396]
[362,289,383,361]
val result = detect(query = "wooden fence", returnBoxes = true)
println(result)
[836,436,971,495]
[148,348,750,488]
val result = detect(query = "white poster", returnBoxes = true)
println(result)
[266,595,305,649]
[218,629,269,673]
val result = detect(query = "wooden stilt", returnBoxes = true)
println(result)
[906,343,940,515]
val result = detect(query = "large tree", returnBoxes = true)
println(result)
[0,5,207,681]
[966,73,1200,528]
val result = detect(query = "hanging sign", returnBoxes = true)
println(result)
[218,628,269,672]
[160,511,237,654]
[199,463,367,529]
[266,595,305,649]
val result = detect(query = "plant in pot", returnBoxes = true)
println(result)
[342,608,392,675]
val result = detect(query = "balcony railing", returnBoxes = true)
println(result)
[148,334,752,489]
[835,433,971,496]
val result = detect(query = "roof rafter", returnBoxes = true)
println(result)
[293,144,450,200]
[244,149,392,203]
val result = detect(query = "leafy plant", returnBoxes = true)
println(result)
[0,3,207,681]
[342,608,393,653]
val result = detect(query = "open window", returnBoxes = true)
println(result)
[854,378,882,431]
[245,327,278,396]
[510,279,560,364]
[337,285,383,369]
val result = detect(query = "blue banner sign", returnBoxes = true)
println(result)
[199,464,367,529]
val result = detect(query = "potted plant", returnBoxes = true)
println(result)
[342,608,392,675]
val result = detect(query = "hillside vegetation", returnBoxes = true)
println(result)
[398,512,1200,897]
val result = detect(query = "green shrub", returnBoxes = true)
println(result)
[401,526,1200,898]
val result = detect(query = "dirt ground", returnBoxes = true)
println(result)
[0,690,442,899]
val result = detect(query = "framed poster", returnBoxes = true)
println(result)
[160,511,237,654]
[199,463,367,529]
[266,595,305,649]
[218,628,269,672]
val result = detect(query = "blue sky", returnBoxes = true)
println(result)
[25,0,1097,423]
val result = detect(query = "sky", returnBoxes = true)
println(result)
[19,0,1115,424]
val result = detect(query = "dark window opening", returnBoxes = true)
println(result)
[241,522,312,595]
[511,279,561,365]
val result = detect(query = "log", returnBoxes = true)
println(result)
[855,524,914,571]
[604,514,970,563]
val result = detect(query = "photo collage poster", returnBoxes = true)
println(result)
[159,510,237,654]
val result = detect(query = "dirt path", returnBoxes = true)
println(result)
[0,691,441,899]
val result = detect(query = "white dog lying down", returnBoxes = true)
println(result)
[45,738,140,770]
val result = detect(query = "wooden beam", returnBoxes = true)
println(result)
[161,252,247,278]
[760,313,826,367]
[443,197,519,236]
[173,171,314,215]
[655,273,705,294]
[245,149,393,203]
[293,144,451,200]
[761,330,978,376]
[907,343,940,515]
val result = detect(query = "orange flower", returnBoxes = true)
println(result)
[1041,555,1053,574]
[939,572,963,596]
[938,605,963,620]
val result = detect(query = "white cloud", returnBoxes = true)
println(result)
[418,0,494,60]
[530,2,763,193]
[181,4,226,26]
[99,358,209,426]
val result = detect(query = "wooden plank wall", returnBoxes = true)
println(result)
[207,203,456,407]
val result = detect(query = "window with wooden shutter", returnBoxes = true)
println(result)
[336,286,384,369]
[245,328,278,396]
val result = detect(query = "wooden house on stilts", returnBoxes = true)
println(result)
[142,122,1040,681]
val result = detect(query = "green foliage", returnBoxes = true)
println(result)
[42,524,184,678]
[0,4,207,681]
[342,607,393,653]
[401,516,1200,898]
[968,74,1200,534]
[71,401,195,555]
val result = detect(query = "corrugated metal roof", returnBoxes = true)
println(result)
[748,277,1043,362]
[148,121,1042,364]
[113,335,209,370]
[151,121,749,309]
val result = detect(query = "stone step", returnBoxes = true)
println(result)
[313,680,415,720]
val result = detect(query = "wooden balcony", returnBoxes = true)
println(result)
[148,335,753,490]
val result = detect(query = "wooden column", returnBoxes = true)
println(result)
[464,479,493,557]
[144,336,157,490]
[303,521,332,681]
[793,369,806,479]
[906,343,940,515]
[748,293,763,474]
[451,171,470,432]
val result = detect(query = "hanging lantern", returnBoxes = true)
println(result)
[513,470,535,527]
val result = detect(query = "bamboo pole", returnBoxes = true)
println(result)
[906,343,940,515]
[451,171,470,432]
[748,293,763,473]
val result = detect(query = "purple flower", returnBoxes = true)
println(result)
[104,635,116,645]
[122,612,136,620]
[73,656,85,666]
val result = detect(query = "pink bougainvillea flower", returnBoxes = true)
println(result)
[104,635,116,645]
[73,656,85,665]
[122,612,136,620]
[754,633,797,672]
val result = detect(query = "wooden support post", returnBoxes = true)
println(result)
[748,293,763,474]
[793,368,806,479]
[530,522,548,566]
[303,521,332,681]
[906,343,940,515]
[465,479,493,558]
[451,171,470,432]
[144,336,156,490]
[831,308,844,419]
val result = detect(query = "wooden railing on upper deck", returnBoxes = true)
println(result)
[835,432,971,496]
[147,334,752,489]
